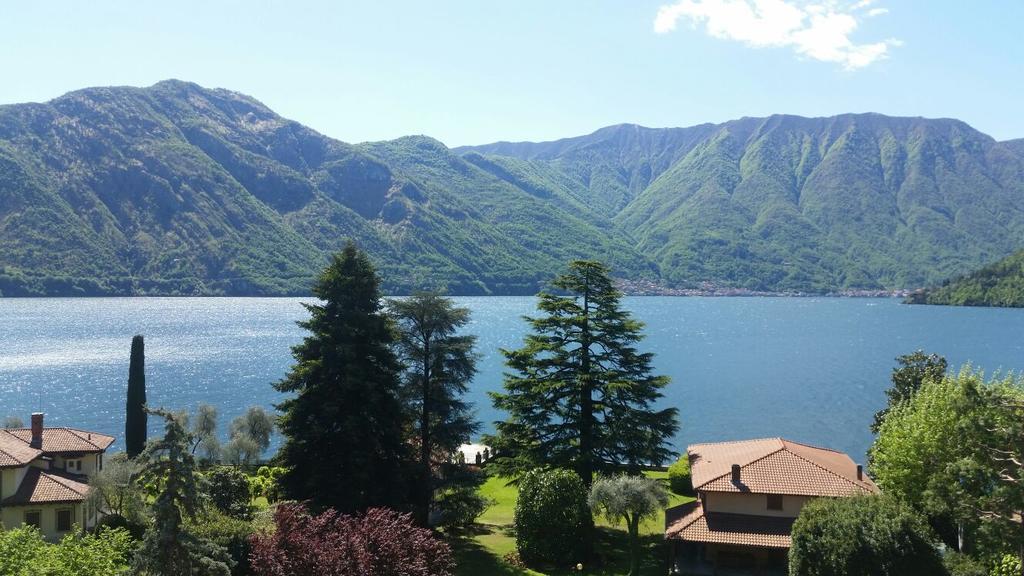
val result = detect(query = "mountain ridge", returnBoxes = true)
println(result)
[1,80,1022,296]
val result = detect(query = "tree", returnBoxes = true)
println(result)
[249,503,454,576]
[227,406,274,462]
[389,291,480,526]
[205,466,253,519]
[970,381,1024,574]
[274,244,411,513]
[789,495,945,576]
[514,468,589,568]
[870,367,989,551]
[3,415,23,429]
[126,335,147,459]
[189,404,220,462]
[132,408,232,576]
[871,350,947,433]
[667,456,693,496]
[588,475,669,576]
[87,452,147,529]
[489,260,679,487]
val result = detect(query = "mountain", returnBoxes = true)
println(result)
[460,116,1024,292]
[906,249,1024,307]
[1,81,1023,297]
[0,80,654,296]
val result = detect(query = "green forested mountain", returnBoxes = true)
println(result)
[0,80,653,296]
[906,249,1024,307]
[461,116,1024,292]
[1,80,1023,296]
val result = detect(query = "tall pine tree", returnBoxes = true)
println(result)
[275,243,411,513]
[133,408,233,576]
[125,334,147,458]
[489,261,678,487]
[390,292,480,526]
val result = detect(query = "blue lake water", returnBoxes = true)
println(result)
[1,297,1022,464]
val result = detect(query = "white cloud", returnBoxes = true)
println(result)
[653,0,900,70]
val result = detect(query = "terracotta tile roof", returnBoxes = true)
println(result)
[4,427,115,454]
[689,438,878,497]
[665,501,794,548]
[0,431,43,467]
[1,467,91,505]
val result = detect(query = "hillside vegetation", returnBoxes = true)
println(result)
[906,249,1024,307]
[1,80,1023,296]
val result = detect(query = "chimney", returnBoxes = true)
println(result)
[731,463,741,483]
[30,413,44,448]
[856,464,863,481]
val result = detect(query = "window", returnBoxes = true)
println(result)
[57,509,73,532]
[767,494,783,511]
[24,511,41,528]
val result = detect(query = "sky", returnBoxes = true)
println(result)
[2,1,1021,147]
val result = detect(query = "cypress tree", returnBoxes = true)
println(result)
[275,243,412,513]
[489,261,679,487]
[390,291,480,526]
[125,334,147,458]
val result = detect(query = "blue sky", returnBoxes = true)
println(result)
[2,1,1021,146]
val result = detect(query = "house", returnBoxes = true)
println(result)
[0,413,115,540]
[665,438,879,575]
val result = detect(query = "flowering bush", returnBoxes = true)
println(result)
[249,503,454,576]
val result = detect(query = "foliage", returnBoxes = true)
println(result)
[188,510,262,576]
[871,350,948,433]
[0,525,134,576]
[189,404,221,463]
[943,552,988,576]
[389,291,480,525]
[248,503,454,576]
[227,407,274,462]
[666,457,693,496]
[789,494,945,576]
[435,484,492,532]
[274,244,412,513]
[992,554,1023,576]
[908,249,1024,308]
[869,367,1024,558]
[513,469,589,568]
[205,467,253,519]
[133,408,233,576]
[489,260,679,488]
[5,82,1022,297]
[248,466,285,503]
[87,452,147,531]
[588,475,669,576]
[2,415,24,428]
[126,335,147,459]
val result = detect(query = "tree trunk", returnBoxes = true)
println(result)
[578,281,593,488]
[419,335,432,527]
[628,515,641,576]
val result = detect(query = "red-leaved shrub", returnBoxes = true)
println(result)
[250,503,454,576]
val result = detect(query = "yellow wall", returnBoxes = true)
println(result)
[0,502,88,541]
[704,491,813,518]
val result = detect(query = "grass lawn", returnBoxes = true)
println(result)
[451,471,694,576]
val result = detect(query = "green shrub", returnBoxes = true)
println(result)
[992,554,1023,576]
[189,510,259,576]
[667,456,693,495]
[513,468,589,568]
[0,525,133,576]
[943,552,987,576]
[436,487,492,532]
[206,466,253,519]
[789,494,945,576]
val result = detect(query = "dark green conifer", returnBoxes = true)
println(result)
[274,243,411,513]
[489,261,679,487]
[125,335,147,458]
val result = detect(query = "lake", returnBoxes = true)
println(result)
[1,296,1022,464]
